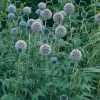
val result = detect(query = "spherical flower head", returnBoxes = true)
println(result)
[60,94,68,100]
[10,28,19,36]
[70,49,82,61]
[64,3,75,14]
[27,19,35,26]
[35,9,42,15]
[53,22,59,29]
[23,6,31,14]
[53,12,64,23]
[55,25,67,37]
[50,57,58,64]
[95,13,100,23]
[38,2,46,10]
[19,21,26,27]
[81,11,88,18]
[19,10,25,16]
[31,22,42,33]
[69,61,76,69]
[15,40,27,54]
[82,19,88,24]
[7,5,16,13]
[41,9,52,20]
[39,44,52,56]
[60,11,67,17]
[26,26,32,33]
[38,29,43,35]
[43,28,51,36]
[48,33,54,40]
[36,42,43,48]
[42,38,48,44]
[35,19,43,25]
[8,13,15,19]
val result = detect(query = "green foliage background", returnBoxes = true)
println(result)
[0,0,100,100]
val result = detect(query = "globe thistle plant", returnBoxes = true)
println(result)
[53,22,59,29]
[42,38,48,44]
[36,9,42,16]
[23,6,31,14]
[38,2,46,10]
[8,13,15,19]
[15,40,27,54]
[43,28,51,36]
[95,13,100,23]
[81,11,88,18]
[35,19,43,25]
[31,22,42,33]
[7,5,16,13]
[39,44,52,56]
[53,12,64,23]
[19,10,25,17]
[82,19,88,24]
[41,9,52,20]
[10,28,19,36]
[19,21,26,27]
[60,10,67,17]
[36,42,43,49]
[55,25,67,37]
[70,49,82,61]
[48,33,54,40]
[50,57,58,64]
[60,94,68,100]
[27,19,35,26]
[64,3,75,14]
[69,61,76,69]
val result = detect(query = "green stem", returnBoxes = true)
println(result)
[69,15,72,39]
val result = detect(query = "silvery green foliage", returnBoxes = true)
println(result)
[8,13,15,19]
[15,40,27,54]
[50,57,58,64]
[7,4,16,13]
[70,49,82,61]
[38,2,46,10]
[55,25,67,37]
[23,6,31,14]
[81,11,88,18]
[53,12,64,23]
[39,44,51,56]
[60,94,68,100]
[19,21,26,27]
[10,28,19,36]
[41,9,52,20]
[95,13,100,23]
[64,3,75,14]
[31,21,42,33]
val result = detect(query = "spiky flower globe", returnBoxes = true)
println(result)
[82,19,88,24]
[10,28,19,36]
[42,38,48,44]
[53,12,64,23]
[23,6,31,14]
[64,3,75,14]
[53,22,59,29]
[50,57,58,64]
[38,2,46,10]
[69,61,76,69]
[95,13,100,23]
[36,42,43,48]
[7,5,16,13]
[81,11,88,18]
[60,94,68,100]
[36,19,43,25]
[36,9,42,16]
[38,29,43,35]
[60,11,67,17]
[31,22,42,33]
[70,49,82,61]
[27,19,35,26]
[48,33,54,40]
[8,13,15,19]
[19,21,26,27]
[43,28,51,36]
[41,9,52,20]
[15,40,27,54]
[55,25,67,37]
[19,10,25,16]
[39,44,51,56]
